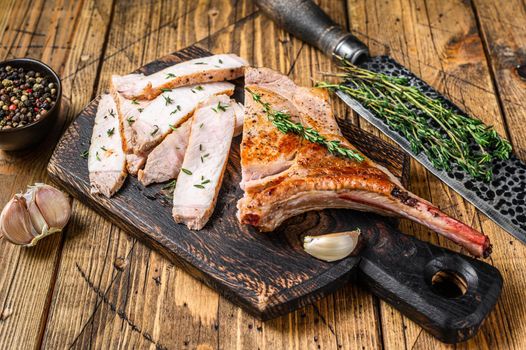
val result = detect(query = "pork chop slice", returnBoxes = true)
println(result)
[172,94,237,230]
[131,82,235,154]
[139,100,243,187]
[111,83,148,175]
[112,54,247,100]
[138,119,191,186]
[89,94,127,197]
[237,68,491,258]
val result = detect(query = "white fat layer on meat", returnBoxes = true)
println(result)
[172,94,236,230]
[88,94,125,172]
[132,82,235,153]
[113,54,247,98]
[232,101,244,136]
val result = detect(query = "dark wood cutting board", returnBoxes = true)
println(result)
[48,45,410,320]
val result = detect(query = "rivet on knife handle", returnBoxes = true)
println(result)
[255,0,370,64]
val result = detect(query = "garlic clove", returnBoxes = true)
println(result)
[303,230,361,262]
[0,195,37,245]
[26,188,49,234]
[32,183,72,230]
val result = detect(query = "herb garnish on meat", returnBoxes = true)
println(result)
[163,95,174,106]
[246,88,364,162]
[317,59,512,180]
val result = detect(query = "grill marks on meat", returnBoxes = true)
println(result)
[172,95,237,230]
[112,54,247,100]
[237,67,491,258]
[88,94,127,197]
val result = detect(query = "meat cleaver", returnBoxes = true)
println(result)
[255,0,526,246]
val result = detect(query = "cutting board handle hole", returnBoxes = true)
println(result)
[429,270,468,298]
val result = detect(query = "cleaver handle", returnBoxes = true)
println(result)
[358,221,502,343]
[255,0,369,63]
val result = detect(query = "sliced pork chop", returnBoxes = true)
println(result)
[138,119,191,186]
[132,82,235,154]
[172,94,237,230]
[111,83,149,175]
[112,54,247,100]
[237,67,491,258]
[88,94,127,197]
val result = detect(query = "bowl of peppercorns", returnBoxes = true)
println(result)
[0,58,61,151]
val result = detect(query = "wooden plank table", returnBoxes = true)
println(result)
[0,0,524,348]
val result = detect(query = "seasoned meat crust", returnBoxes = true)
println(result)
[237,67,491,258]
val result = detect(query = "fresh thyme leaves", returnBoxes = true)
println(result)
[194,62,207,65]
[317,59,512,180]
[170,105,181,114]
[96,151,101,161]
[169,124,178,131]
[100,146,108,152]
[163,95,174,106]
[211,102,229,113]
[109,109,116,118]
[107,128,115,137]
[137,107,144,113]
[195,85,204,91]
[166,73,176,79]
[150,125,159,136]
[131,99,139,105]
[246,88,364,162]
[161,88,172,92]
[161,179,177,199]
[199,144,203,151]
[194,177,210,188]
[218,58,223,64]
[80,150,89,159]
[127,117,135,125]
[181,168,192,175]
[199,123,204,129]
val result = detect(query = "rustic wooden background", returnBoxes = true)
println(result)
[0,0,525,349]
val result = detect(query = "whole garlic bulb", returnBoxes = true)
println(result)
[0,183,72,247]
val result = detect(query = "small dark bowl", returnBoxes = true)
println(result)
[0,58,62,151]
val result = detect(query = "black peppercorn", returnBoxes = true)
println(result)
[0,64,58,130]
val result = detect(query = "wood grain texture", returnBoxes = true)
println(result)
[346,0,526,348]
[1,0,525,348]
[470,1,526,348]
[0,0,113,349]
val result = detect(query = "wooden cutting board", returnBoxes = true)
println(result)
[48,45,409,320]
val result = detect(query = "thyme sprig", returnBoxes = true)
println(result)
[246,88,364,162]
[316,60,512,181]
[160,180,177,199]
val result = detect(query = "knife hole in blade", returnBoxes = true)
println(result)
[430,270,467,298]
